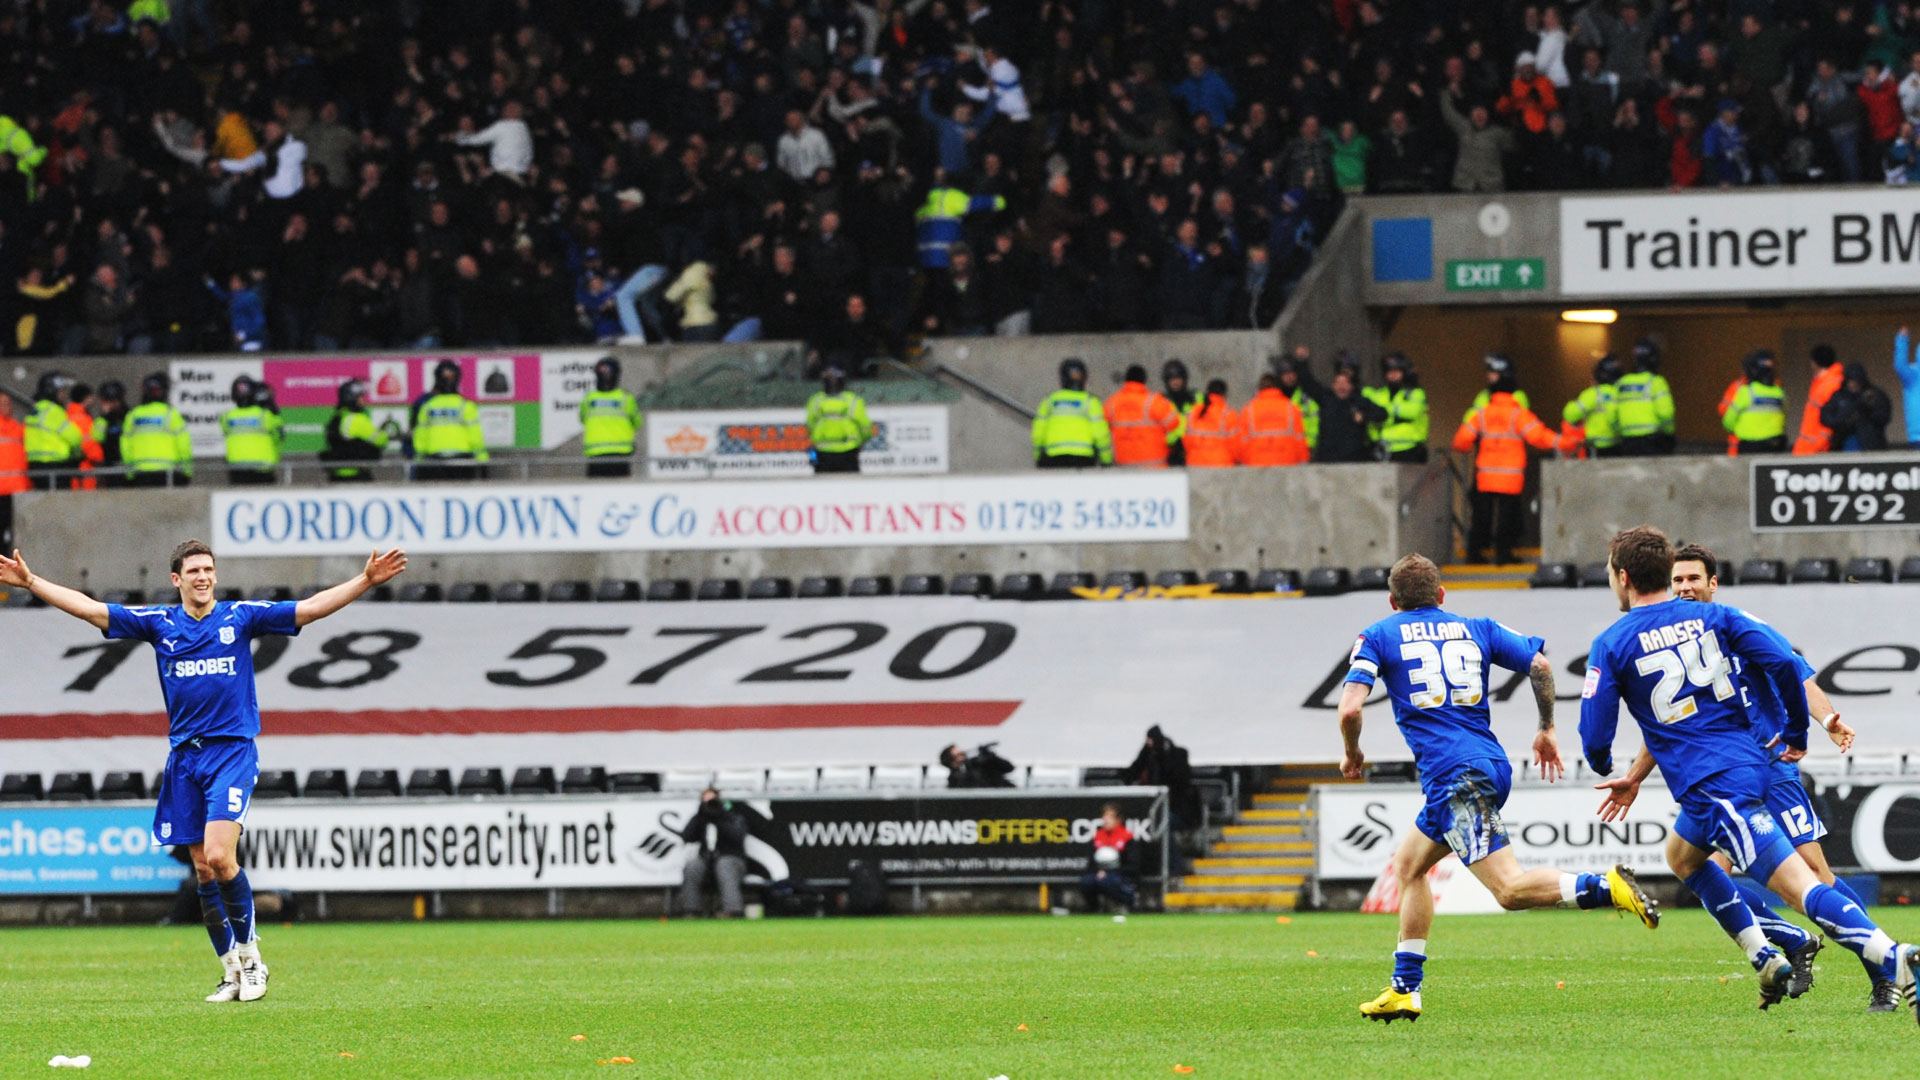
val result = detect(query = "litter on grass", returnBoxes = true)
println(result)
[47,1055,91,1068]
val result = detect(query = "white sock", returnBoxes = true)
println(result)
[237,939,261,961]
[1558,873,1579,906]
[219,948,240,973]
[1864,930,1898,966]
[1737,925,1771,963]
[1397,938,1427,957]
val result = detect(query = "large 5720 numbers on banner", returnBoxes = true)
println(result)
[974,497,1181,534]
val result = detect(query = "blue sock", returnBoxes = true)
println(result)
[217,870,255,948]
[1733,878,1811,951]
[1684,864,1769,964]
[1391,942,1426,993]
[1805,882,1901,981]
[197,880,235,957]
[1828,878,1885,982]
[1573,872,1611,910]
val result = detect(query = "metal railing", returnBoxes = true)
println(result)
[11,455,680,489]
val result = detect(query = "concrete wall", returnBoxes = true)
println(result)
[1273,207,1377,366]
[1539,454,1920,565]
[925,331,1277,421]
[10,464,1453,592]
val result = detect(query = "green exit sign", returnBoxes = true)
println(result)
[1445,258,1546,291]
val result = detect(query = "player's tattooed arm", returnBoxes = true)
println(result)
[1528,653,1555,731]
[0,549,109,629]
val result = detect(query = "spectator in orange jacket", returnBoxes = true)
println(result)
[0,393,25,549]
[1793,344,1846,454]
[1240,373,1309,465]
[64,382,104,490]
[1717,375,1742,456]
[1452,354,1557,565]
[1497,52,1560,134]
[1183,378,1244,466]
[1106,364,1185,468]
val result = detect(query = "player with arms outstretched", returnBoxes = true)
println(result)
[1580,526,1918,1013]
[0,539,406,1002]
[1339,554,1658,1025]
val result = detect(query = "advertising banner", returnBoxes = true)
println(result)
[1749,454,1920,532]
[0,584,1903,780]
[207,472,1189,556]
[1795,779,1920,873]
[646,406,949,478]
[0,805,187,895]
[1560,190,1920,297]
[1314,783,1680,880]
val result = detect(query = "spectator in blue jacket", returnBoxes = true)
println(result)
[1171,52,1237,128]
[205,271,268,352]
[1892,325,1920,446]
[919,75,996,178]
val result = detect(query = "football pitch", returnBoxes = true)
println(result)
[5,909,1917,1079]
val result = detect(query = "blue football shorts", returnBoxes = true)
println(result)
[1763,760,1826,845]
[1673,763,1795,885]
[1414,757,1514,865]
[152,737,259,847]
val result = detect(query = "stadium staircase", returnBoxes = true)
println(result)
[1441,546,1540,591]
[1164,764,1355,911]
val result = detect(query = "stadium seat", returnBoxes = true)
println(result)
[1205,569,1251,594]
[798,576,844,599]
[1529,563,1577,588]
[1048,571,1094,597]
[510,766,558,794]
[1153,569,1200,588]
[304,770,350,798]
[747,576,794,600]
[766,767,818,793]
[1900,556,1920,583]
[816,765,870,791]
[562,767,609,793]
[1302,567,1352,596]
[948,573,993,597]
[870,765,924,790]
[254,771,300,799]
[646,579,693,602]
[46,772,93,801]
[1102,570,1147,590]
[994,573,1042,599]
[714,767,765,793]
[1080,767,1129,787]
[1352,566,1390,591]
[397,583,443,603]
[594,579,643,602]
[366,585,395,602]
[495,581,542,603]
[848,575,893,597]
[1737,559,1785,585]
[1844,557,1892,583]
[1368,761,1419,783]
[458,768,507,796]
[98,771,147,800]
[295,585,326,601]
[447,582,493,603]
[899,574,945,596]
[216,588,242,603]
[1253,568,1300,593]
[608,772,659,794]
[100,589,143,605]
[1025,766,1079,789]
[546,580,592,603]
[248,586,293,602]
[696,579,743,601]
[1579,562,1612,588]
[1715,561,1739,585]
[354,769,402,797]
[1,587,31,608]
[660,769,714,795]
[1789,558,1837,584]
[406,768,454,796]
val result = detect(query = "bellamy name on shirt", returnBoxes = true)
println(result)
[1398,621,1471,643]
[1634,618,1708,654]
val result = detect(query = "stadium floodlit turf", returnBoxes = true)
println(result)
[5,909,1918,1078]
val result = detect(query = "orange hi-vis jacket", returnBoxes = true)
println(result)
[1793,362,1845,455]
[1183,396,1244,467]
[0,412,26,496]
[1105,381,1184,467]
[66,401,102,489]
[1718,378,1742,456]
[1240,387,1308,465]
[1452,393,1557,495]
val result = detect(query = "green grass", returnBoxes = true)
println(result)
[4,909,1918,1078]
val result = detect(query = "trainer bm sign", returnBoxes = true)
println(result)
[1560,191,1920,297]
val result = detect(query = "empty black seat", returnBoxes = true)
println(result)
[366,585,395,602]
[294,584,325,601]
[1049,572,1094,596]
[849,575,893,597]
[99,771,147,800]
[1900,556,1920,583]
[248,586,293,602]
[595,579,642,602]
[994,573,1042,599]
[900,574,945,596]
[304,769,349,798]
[510,766,557,794]
[1352,566,1391,591]
[949,572,993,596]
[1302,567,1352,596]
[546,580,591,603]
[1843,557,1891,583]
[1205,569,1251,593]
[47,772,94,801]
[2,588,32,608]
[458,768,507,796]
[1102,570,1147,590]
[798,576,844,599]
[747,576,794,600]
[495,581,541,603]
[647,579,693,602]
[216,588,242,603]
[609,771,660,794]
[407,768,454,796]
[696,578,742,601]
[397,582,443,603]
[562,766,609,794]
[1254,568,1300,593]
[354,769,402,797]
[101,589,144,605]
[1153,569,1200,589]
[1789,557,1838,584]
[1529,563,1577,589]
[1739,559,1786,585]
[1579,562,1612,588]
[1080,766,1129,786]
[254,770,300,800]
[1,773,43,800]
[447,581,493,603]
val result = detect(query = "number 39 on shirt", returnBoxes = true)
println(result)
[1634,629,1735,723]
[1400,640,1486,710]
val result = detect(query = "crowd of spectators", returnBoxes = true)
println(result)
[2,0,1917,369]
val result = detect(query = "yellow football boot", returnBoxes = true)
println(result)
[1606,864,1660,929]
[1359,987,1421,1024]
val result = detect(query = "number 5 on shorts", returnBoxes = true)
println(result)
[229,787,244,814]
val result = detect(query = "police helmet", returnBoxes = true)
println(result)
[338,379,369,409]
[34,372,72,403]
[1594,354,1625,384]
[141,372,169,404]
[1123,364,1148,384]
[822,365,846,395]
[1161,358,1189,385]
[231,376,257,409]
[98,380,125,404]
[433,359,462,393]
[1059,358,1088,389]
[1382,351,1413,374]
[594,356,621,393]
[1743,349,1778,384]
[255,385,278,414]
[1484,352,1514,375]
[1632,337,1661,373]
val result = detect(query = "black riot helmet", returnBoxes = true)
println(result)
[433,359,462,394]
[1632,337,1661,374]
[255,384,278,414]
[35,371,71,403]
[1484,352,1517,394]
[98,380,125,409]
[594,356,621,393]
[1059,357,1088,390]
[231,375,257,409]
[141,372,169,404]
[822,365,846,395]
[1743,349,1778,385]
[1594,354,1625,385]
[1161,358,1188,394]
[338,379,369,410]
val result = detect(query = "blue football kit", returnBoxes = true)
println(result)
[1728,611,1826,845]
[105,599,300,847]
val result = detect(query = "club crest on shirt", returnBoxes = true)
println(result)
[1750,812,1776,836]
[219,626,236,645]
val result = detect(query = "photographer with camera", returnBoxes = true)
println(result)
[677,787,768,918]
[940,742,1017,789]
[1079,804,1139,913]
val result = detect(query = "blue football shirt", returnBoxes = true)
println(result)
[1579,598,1811,798]
[105,600,300,746]
[1344,608,1546,780]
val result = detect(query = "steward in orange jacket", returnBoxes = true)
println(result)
[1183,379,1244,467]
[1452,355,1557,564]
[65,383,103,489]
[1717,376,1742,456]
[1240,374,1308,465]
[0,393,25,550]
[1793,345,1845,454]
[1106,364,1185,467]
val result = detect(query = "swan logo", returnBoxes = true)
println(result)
[1336,801,1397,861]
